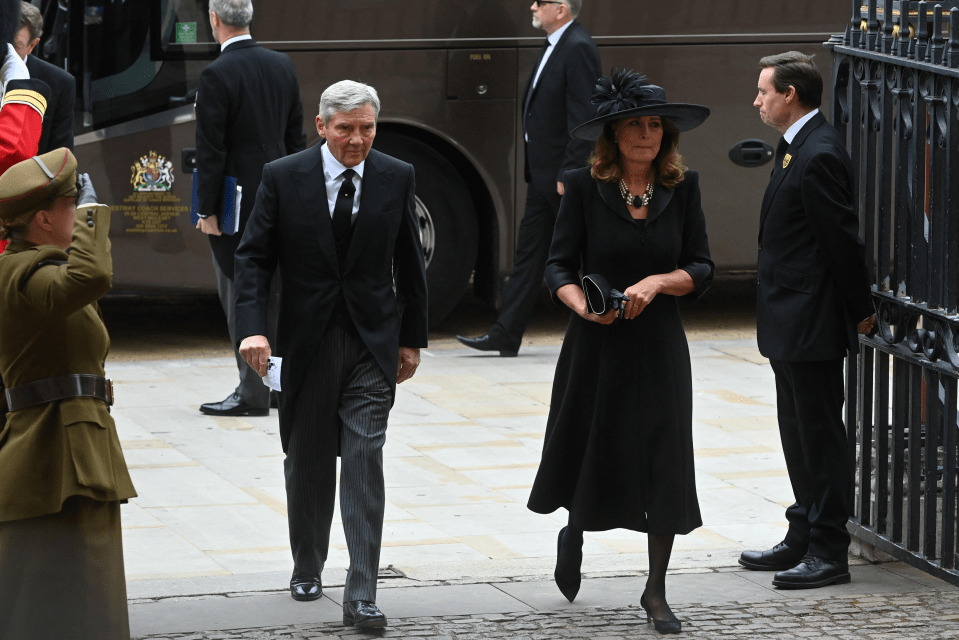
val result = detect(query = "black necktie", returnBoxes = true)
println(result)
[774,137,789,171]
[332,169,356,241]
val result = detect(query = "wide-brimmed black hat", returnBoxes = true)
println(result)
[570,68,711,141]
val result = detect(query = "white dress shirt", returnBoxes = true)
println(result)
[322,142,364,221]
[220,33,252,51]
[531,20,573,89]
[784,108,820,144]
[525,20,573,143]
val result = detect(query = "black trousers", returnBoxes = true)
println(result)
[212,254,279,408]
[490,182,562,350]
[770,357,852,562]
[284,324,393,602]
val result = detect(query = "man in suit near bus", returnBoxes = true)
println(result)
[456,0,599,356]
[234,80,428,625]
[13,1,75,153]
[739,51,875,589]
[194,0,306,417]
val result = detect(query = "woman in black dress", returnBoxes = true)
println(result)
[527,69,712,635]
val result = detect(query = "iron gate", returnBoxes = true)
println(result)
[829,0,959,586]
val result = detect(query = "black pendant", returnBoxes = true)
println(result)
[630,195,643,208]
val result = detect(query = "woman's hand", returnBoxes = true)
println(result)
[556,283,618,325]
[622,276,663,319]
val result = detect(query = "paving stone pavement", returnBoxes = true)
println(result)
[134,589,959,639]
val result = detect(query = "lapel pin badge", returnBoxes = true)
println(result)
[783,153,793,169]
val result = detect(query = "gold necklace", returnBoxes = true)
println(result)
[619,179,654,208]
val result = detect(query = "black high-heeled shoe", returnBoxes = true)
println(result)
[640,590,681,634]
[553,526,583,602]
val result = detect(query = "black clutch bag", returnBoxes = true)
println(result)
[582,274,629,315]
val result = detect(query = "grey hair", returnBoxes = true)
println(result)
[209,0,253,28]
[563,0,582,18]
[319,80,381,122]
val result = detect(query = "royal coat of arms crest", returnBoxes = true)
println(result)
[131,152,175,192]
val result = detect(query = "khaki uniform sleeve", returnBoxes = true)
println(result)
[21,204,112,316]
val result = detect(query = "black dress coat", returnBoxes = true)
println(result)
[24,54,75,153]
[757,112,873,362]
[234,145,429,453]
[527,167,713,534]
[522,21,601,191]
[195,39,307,279]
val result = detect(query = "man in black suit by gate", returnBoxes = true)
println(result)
[457,0,599,356]
[235,80,428,627]
[194,0,306,417]
[13,1,74,153]
[738,52,875,589]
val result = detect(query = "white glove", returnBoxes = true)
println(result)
[0,43,30,94]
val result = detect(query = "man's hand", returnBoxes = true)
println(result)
[397,347,420,384]
[557,181,565,196]
[239,335,271,377]
[857,314,875,336]
[196,216,221,236]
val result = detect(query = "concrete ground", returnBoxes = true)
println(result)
[97,284,958,638]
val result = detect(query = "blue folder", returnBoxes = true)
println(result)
[190,169,242,235]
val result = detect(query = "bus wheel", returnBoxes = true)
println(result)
[373,132,479,328]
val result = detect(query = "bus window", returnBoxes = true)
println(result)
[67,0,213,129]
[151,0,219,60]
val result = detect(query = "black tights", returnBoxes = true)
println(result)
[645,533,676,620]
[566,521,675,620]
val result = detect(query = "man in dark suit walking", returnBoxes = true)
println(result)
[738,51,875,589]
[457,0,599,356]
[13,1,74,153]
[235,80,428,627]
[194,0,306,417]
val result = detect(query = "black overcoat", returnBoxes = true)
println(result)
[756,112,874,361]
[527,167,713,535]
[522,20,601,192]
[233,146,429,453]
[195,39,307,279]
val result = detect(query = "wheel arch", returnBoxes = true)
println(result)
[376,118,501,306]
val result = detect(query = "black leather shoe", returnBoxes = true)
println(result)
[640,591,681,635]
[343,600,387,628]
[455,333,519,357]
[554,526,583,602]
[772,555,851,589]
[200,392,269,417]
[289,569,322,601]
[739,540,806,571]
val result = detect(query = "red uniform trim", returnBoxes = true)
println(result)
[0,99,44,253]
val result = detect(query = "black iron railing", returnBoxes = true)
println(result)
[828,0,959,586]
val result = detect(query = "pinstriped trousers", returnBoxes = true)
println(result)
[285,324,392,603]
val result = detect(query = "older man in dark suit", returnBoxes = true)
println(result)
[195,0,306,418]
[738,51,875,589]
[457,0,599,356]
[235,80,428,627]
[13,1,75,154]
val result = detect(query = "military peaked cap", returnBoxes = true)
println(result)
[0,148,78,222]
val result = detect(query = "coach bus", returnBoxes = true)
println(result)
[37,0,849,325]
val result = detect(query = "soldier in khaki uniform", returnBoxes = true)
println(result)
[0,148,136,639]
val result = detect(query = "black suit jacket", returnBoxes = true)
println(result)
[25,55,75,154]
[756,112,873,362]
[195,39,307,279]
[234,146,429,452]
[522,21,601,191]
